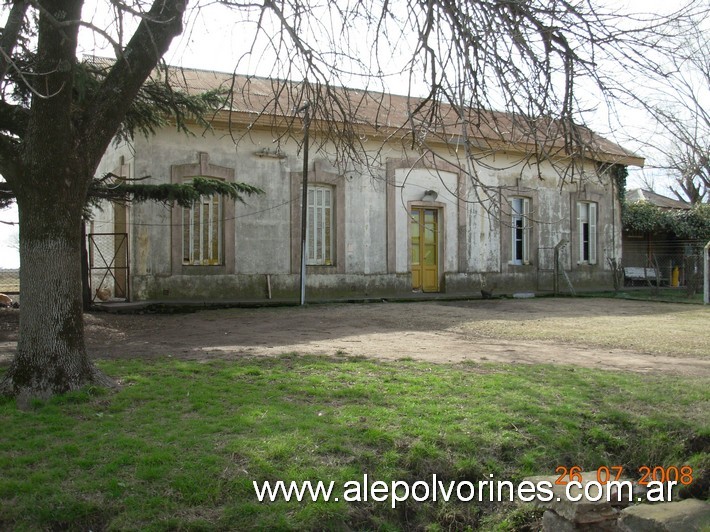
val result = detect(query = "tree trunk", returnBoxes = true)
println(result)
[0,0,187,402]
[0,196,113,403]
[0,0,110,403]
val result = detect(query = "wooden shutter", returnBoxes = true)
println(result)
[522,198,530,264]
[589,202,597,264]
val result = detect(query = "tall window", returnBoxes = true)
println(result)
[307,185,334,265]
[511,197,530,265]
[183,194,223,265]
[577,201,597,264]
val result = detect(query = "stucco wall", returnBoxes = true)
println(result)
[96,124,623,301]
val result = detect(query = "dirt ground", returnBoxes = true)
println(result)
[1,298,708,376]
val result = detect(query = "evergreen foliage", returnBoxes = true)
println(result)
[623,201,710,241]
[90,177,263,209]
[76,61,226,144]
[0,59,262,211]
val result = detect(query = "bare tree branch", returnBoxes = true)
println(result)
[637,6,708,202]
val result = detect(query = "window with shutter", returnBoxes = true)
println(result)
[306,185,334,265]
[577,201,597,265]
[182,187,223,266]
[511,197,531,265]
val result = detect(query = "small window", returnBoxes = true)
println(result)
[577,201,597,264]
[511,197,530,265]
[183,193,223,265]
[307,185,334,266]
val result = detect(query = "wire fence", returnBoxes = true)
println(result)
[89,233,129,302]
[0,268,20,293]
[621,239,706,295]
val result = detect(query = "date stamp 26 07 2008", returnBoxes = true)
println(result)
[554,465,694,488]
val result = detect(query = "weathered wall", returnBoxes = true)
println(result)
[96,124,623,301]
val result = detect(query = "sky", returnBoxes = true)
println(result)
[0,0,705,268]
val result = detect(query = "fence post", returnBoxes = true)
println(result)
[704,240,709,305]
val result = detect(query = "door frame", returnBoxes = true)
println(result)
[408,201,445,292]
[113,202,129,300]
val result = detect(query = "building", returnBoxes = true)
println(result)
[88,66,644,303]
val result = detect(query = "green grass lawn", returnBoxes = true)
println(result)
[1,356,708,531]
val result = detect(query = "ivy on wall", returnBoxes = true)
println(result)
[611,164,628,206]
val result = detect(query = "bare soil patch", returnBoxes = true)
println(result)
[1,298,708,376]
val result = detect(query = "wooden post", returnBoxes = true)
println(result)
[704,240,709,305]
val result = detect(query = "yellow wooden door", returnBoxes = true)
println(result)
[410,208,439,292]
